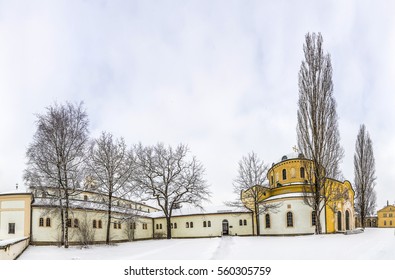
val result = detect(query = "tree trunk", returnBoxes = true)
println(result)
[64,196,69,248]
[106,193,112,244]
[254,203,260,236]
[166,216,172,239]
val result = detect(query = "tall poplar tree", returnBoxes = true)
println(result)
[354,124,376,228]
[297,32,344,234]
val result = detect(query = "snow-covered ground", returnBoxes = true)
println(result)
[19,228,395,260]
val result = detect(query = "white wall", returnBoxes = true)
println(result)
[153,213,253,238]
[259,198,326,235]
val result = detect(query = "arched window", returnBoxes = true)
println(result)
[265,214,270,228]
[83,195,88,201]
[190,222,194,228]
[114,222,117,229]
[118,222,122,229]
[243,219,247,226]
[46,218,51,227]
[74,219,79,228]
[93,220,97,228]
[282,169,287,180]
[300,167,305,178]
[156,224,159,230]
[345,210,350,230]
[186,222,189,228]
[286,212,293,227]
[39,218,44,227]
[159,224,162,229]
[98,220,102,229]
[311,211,316,226]
[384,221,387,226]
[239,219,243,226]
[174,223,177,229]
[290,168,296,178]
[208,221,211,227]
[203,221,207,227]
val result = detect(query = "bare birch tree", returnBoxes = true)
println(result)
[86,132,137,244]
[24,102,89,247]
[134,143,210,239]
[354,124,376,228]
[297,32,344,234]
[227,152,279,235]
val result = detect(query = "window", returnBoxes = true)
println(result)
[98,220,102,229]
[8,223,15,234]
[243,219,247,226]
[300,167,305,178]
[265,214,271,228]
[287,212,293,227]
[239,219,243,226]
[156,224,159,230]
[190,222,194,228]
[159,224,162,230]
[391,221,393,226]
[384,221,387,226]
[142,223,147,230]
[39,218,44,227]
[203,221,207,227]
[282,169,287,180]
[74,219,79,228]
[390,213,393,217]
[271,175,274,186]
[186,222,189,228]
[83,195,88,201]
[208,221,211,227]
[170,223,173,229]
[312,211,316,226]
[174,223,177,229]
[130,222,136,230]
[290,168,296,178]
[118,222,121,229]
[67,219,72,228]
[93,220,97,228]
[46,218,51,227]
[384,213,387,217]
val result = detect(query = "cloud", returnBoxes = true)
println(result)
[1,1,394,209]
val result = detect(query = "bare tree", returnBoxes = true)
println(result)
[24,102,89,247]
[75,211,96,247]
[86,132,137,244]
[354,124,376,228]
[227,152,279,235]
[297,33,344,234]
[134,143,210,239]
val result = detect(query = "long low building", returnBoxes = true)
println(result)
[0,152,357,251]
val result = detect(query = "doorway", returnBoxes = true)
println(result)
[222,219,229,235]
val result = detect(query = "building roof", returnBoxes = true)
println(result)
[148,204,251,218]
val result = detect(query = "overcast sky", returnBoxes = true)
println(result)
[1,0,394,210]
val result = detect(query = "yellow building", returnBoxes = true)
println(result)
[377,204,395,227]
[242,153,355,235]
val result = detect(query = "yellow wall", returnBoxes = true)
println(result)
[377,205,395,227]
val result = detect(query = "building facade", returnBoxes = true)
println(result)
[377,204,395,228]
[243,153,355,235]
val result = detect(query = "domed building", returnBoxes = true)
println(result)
[243,153,355,235]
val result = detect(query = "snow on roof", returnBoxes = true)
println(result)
[262,192,310,202]
[0,189,30,196]
[0,237,28,247]
[148,204,251,218]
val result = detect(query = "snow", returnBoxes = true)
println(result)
[18,228,395,260]
[0,237,27,247]
[148,205,250,218]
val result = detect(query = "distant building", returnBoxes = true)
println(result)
[377,203,395,228]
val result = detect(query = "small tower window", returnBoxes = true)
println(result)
[282,169,287,180]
